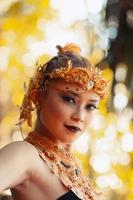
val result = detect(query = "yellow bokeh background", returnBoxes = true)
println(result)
[0,1,133,199]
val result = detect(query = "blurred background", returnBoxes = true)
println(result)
[0,0,133,199]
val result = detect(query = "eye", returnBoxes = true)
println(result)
[61,95,75,104]
[86,104,98,111]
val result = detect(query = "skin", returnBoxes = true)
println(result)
[35,80,100,148]
[0,80,100,200]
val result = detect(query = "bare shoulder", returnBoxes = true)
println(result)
[1,140,38,156]
[0,141,40,190]
[0,140,39,168]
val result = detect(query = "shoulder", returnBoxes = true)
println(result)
[1,140,37,153]
[13,140,38,152]
[0,141,41,188]
[0,140,39,165]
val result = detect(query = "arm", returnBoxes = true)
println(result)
[0,141,37,192]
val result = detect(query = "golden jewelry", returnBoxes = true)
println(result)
[25,132,100,200]
[46,60,108,97]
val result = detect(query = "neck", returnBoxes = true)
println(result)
[33,119,72,151]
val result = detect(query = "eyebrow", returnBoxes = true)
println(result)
[65,90,79,96]
[89,99,99,103]
[60,90,99,103]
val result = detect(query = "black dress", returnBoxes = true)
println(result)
[57,191,81,200]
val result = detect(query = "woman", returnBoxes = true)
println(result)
[0,44,108,200]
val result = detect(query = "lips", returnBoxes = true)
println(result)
[64,125,81,133]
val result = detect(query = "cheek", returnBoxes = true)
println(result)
[50,100,65,116]
[84,112,94,126]
[42,98,67,122]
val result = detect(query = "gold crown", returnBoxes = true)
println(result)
[47,60,108,97]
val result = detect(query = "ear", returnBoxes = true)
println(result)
[30,89,46,106]
[30,90,41,104]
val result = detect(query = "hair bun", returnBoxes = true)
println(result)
[56,43,81,55]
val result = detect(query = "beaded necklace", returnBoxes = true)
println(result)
[25,132,99,200]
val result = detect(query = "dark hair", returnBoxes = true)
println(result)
[44,44,91,74]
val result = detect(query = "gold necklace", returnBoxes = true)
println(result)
[25,132,99,200]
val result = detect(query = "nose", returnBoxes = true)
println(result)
[71,110,84,122]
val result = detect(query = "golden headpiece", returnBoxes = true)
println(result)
[18,43,109,127]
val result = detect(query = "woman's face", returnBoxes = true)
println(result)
[38,80,100,144]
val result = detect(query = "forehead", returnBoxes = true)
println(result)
[50,80,100,101]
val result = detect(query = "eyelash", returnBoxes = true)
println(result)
[61,95,98,111]
[61,95,75,104]
[86,104,98,111]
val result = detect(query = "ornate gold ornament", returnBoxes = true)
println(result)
[46,60,108,96]
[26,132,100,200]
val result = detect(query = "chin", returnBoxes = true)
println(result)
[62,136,77,144]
